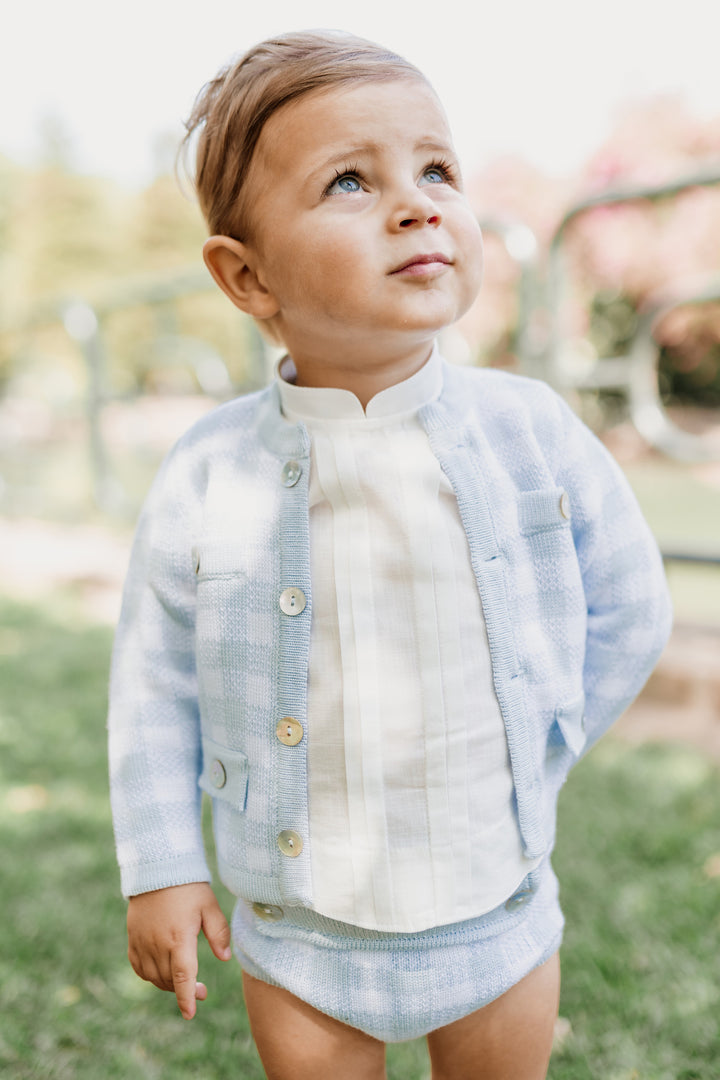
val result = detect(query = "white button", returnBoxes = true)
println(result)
[277,830,303,857]
[505,888,533,912]
[281,461,302,487]
[559,491,571,519]
[279,587,306,615]
[252,902,284,922]
[276,717,304,746]
[210,759,227,789]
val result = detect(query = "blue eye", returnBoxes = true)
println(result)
[327,174,362,195]
[420,166,448,185]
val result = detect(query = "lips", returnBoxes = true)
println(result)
[390,252,451,274]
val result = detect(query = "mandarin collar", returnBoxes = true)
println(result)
[276,344,443,423]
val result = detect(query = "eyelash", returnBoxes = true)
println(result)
[321,162,360,192]
[425,158,457,184]
[324,163,364,196]
[323,158,458,197]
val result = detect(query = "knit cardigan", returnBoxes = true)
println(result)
[108,359,672,906]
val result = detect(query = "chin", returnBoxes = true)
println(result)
[401,307,465,336]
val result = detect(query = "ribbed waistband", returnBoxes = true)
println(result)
[239,857,553,950]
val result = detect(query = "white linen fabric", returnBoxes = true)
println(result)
[278,348,539,932]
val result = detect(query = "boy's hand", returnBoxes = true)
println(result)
[127,882,232,1020]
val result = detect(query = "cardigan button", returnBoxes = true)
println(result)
[278,830,304,857]
[559,491,571,519]
[252,902,284,922]
[210,759,227,789]
[281,461,302,487]
[505,887,533,912]
[279,587,306,616]
[276,717,304,746]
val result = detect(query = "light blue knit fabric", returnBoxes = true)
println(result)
[108,358,672,1032]
[233,858,563,1041]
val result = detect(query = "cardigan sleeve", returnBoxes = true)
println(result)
[108,439,211,898]
[552,394,673,754]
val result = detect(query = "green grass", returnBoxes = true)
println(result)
[1,592,719,1079]
[552,741,720,1079]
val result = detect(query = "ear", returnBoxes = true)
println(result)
[203,236,280,319]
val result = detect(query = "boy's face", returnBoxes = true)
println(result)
[240,77,484,374]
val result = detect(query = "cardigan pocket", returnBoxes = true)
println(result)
[192,540,249,580]
[198,734,249,812]
[515,487,585,674]
[193,541,262,711]
[518,487,572,534]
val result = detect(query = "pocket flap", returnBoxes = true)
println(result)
[518,488,571,534]
[198,734,249,810]
[554,695,587,757]
[191,541,248,579]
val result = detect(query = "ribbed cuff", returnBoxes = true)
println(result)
[121,855,212,898]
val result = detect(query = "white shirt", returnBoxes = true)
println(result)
[279,348,538,931]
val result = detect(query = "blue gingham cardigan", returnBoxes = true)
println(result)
[108,359,672,904]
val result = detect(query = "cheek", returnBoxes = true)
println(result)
[265,241,366,320]
[476,224,485,276]
[457,222,484,309]
[298,232,373,300]
[466,215,484,269]
[472,231,485,295]
[307,226,367,269]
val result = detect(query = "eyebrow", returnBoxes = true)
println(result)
[313,139,455,175]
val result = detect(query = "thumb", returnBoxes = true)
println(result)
[202,899,232,962]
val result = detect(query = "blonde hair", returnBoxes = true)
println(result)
[182,30,428,241]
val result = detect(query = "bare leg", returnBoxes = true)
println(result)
[242,971,387,1080]
[426,951,561,1080]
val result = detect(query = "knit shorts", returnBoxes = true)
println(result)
[231,857,564,1043]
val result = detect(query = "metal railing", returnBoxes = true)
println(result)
[2,268,273,511]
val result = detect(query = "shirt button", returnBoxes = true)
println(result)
[281,461,302,487]
[505,888,533,912]
[210,759,227,789]
[277,830,303,857]
[276,717,304,746]
[559,491,571,519]
[279,587,306,616]
[252,902,284,922]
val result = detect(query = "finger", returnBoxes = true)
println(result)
[171,944,199,1020]
[154,961,178,993]
[195,982,208,1002]
[129,948,172,992]
[202,902,233,962]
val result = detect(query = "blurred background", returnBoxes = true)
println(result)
[1,2,719,1078]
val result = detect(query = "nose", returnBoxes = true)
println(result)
[389,186,442,231]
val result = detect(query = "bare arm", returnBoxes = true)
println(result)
[127,882,232,1019]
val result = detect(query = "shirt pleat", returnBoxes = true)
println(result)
[395,422,455,919]
[335,431,395,927]
[432,478,474,913]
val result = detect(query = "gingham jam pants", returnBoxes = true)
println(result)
[231,857,564,1043]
